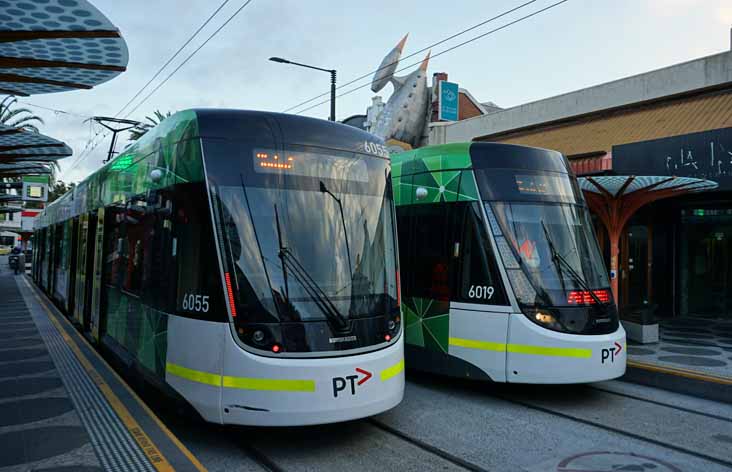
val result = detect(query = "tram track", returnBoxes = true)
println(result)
[484,390,732,469]
[368,418,489,472]
[587,384,732,424]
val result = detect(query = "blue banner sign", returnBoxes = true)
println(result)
[438,81,459,121]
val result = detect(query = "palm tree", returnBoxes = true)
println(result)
[0,96,44,132]
[128,110,174,141]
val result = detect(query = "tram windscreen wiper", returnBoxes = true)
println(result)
[273,204,349,331]
[541,220,603,306]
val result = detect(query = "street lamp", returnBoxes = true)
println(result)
[269,57,336,122]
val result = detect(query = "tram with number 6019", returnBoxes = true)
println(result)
[33,110,404,425]
[392,142,625,383]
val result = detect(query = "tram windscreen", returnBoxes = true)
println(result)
[488,201,610,307]
[209,146,399,352]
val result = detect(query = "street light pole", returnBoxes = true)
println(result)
[269,57,336,121]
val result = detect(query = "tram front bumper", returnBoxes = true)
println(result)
[506,313,626,384]
[219,335,405,426]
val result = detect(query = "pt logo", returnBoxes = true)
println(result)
[332,368,372,397]
[601,342,623,364]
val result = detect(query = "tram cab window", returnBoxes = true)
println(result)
[398,201,508,306]
[450,202,508,306]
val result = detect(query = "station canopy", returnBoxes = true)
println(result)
[0,161,52,176]
[0,204,22,213]
[578,175,718,305]
[0,0,129,96]
[0,123,72,162]
[0,193,23,202]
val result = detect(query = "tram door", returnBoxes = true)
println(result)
[73,214,88,325]
[89,208,105,341]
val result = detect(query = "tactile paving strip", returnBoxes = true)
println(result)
[17,278,156,472]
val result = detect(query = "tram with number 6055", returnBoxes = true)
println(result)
[33,110,404,425]
[392,142,625,383]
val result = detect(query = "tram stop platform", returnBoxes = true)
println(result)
[0,258,206,472]
[624,319,732,404]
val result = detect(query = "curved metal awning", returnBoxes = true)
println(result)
[0,123,72,162]
[579,175,718,198]
[0,0,128,96]
[578,175,719,304]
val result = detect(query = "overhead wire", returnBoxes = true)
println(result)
[63,0,256,178]
[292,0,569,116]
[283,0,539,114]
[114,0,232,118]
[123,0,256,119]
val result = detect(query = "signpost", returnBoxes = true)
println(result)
[438,81,459,122]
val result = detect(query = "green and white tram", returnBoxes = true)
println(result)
[33,110,404,425]
[392,142,625,384]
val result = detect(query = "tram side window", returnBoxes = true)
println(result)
[450,202,508,306]
[405,203,452,301]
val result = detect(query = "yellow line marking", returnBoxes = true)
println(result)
[628,360,732,386]
[23,277,207,472]
[166,361,316,392]
[380,359,404,382]
[448,336,593,358]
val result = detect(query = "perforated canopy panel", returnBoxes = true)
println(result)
[0,123,72,161]
[0,0,128,96]
[579,175,718,198]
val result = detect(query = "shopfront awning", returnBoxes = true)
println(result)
[578,175,718,304]
[0,0,128,96]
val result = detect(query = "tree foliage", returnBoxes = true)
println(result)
[128,110,174,141]
[0,96,44,133]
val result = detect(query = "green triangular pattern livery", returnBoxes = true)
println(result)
[402,296,449,352]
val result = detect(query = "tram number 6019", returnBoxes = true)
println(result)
[182,294,209,313]
[468,285,494,300]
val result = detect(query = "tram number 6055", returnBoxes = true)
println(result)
[182,294,209,313]
[468,285,494,300]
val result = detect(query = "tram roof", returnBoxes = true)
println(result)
[391,142,570,179]
[36,109,387,228]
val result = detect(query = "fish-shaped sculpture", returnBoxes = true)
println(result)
[370,35,431,148]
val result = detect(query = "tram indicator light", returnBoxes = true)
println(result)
[567,289,610,304]
[225,272,237,318]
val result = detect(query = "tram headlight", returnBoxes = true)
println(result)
[534,312,556,324]
[524,308,563,331]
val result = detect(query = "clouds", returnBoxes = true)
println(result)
[12,0,731,184]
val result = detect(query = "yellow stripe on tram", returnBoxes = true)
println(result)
[507,344,592,359]
[166,362,315,392]
[380,359,404,382]
[448,337,592,358]
[222,376,315,392]
[449,337,506,352]
[166,362,221,387]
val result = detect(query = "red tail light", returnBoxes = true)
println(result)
[224,272,237,318]
[567,289,610,305]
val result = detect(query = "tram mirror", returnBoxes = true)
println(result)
[415,187,428,200]
[149,169,164,183]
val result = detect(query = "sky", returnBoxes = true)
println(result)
[14,0,732,183]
